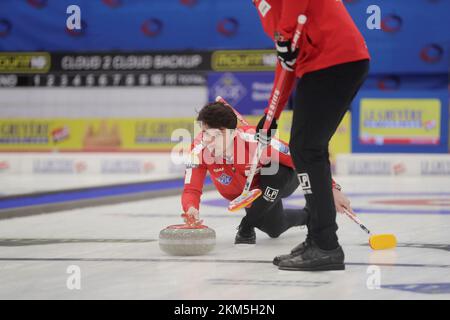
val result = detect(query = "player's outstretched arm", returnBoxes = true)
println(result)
[181,151,207,225]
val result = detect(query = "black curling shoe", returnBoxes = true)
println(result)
[272,240,310,266]
[278,241,345,271]
[234,225,256,245]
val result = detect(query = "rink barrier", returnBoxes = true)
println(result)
[336,153,450,176]
[0,152,185,176]
[0,177,213,219]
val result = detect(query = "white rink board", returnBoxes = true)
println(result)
[336,153,450,176]
[0,152,184,196]
[0,152,184,176]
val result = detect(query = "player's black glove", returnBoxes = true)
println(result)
[255,114,277,145]
[276,39,299,72]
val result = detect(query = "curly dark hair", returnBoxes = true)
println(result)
[197,102,237,129]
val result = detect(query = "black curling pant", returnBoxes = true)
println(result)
[244,164,305,238]
[289,59,370,250]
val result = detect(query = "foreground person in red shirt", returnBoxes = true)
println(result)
[252,0,370,271]
[182,102,354,245]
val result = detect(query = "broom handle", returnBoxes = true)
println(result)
[343,208,371,235]
[263,14,307,130]
[216,96,250,126]
[217,95,259,195]
[243,15,307,194]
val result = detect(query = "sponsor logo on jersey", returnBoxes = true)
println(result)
[298,173,312,194]
[263,186,279,202]
[186,162,199,169]
[213,167,224,173]
[271,139,290,155]
[258,0,271,17]
[216,173,232,185]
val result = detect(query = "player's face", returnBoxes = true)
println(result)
[201,124,235,158]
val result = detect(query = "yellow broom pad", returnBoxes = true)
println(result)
[369,234,397,250]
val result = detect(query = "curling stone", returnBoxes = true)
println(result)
[159,224,216,256]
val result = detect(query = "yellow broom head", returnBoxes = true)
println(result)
[369,234,397,250]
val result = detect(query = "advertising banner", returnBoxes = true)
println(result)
[359,99,441,146]
[352,91,449,153]
[0,118,198,152]
[0,52,51,74]
[0,51,211,87]
[208,72,276,115]
[211,50,276,72]
[51,52,211,73]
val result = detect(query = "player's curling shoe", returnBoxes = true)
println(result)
[234,224,256,245]
[272,240,310,266]
[278,241,345,271]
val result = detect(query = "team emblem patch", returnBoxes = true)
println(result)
[258,0,271,17]
[185,163,199,169]
[263,186,279,202]
[278,144,290,155]
[270,139,290,155]
[217,173,232,185]
[298,173,312,194]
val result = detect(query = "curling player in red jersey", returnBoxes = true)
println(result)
[181,102,354,245]
[252,0,370,271]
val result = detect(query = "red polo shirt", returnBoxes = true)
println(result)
[254,0,370,118]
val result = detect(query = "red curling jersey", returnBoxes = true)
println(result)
[253,0,370,119]
[181,126,294,212]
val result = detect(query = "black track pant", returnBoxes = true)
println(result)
[243,164,305,238]
[289,59,369,250]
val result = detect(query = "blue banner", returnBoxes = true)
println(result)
[207,71,277,115]
[0,1,448,74]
